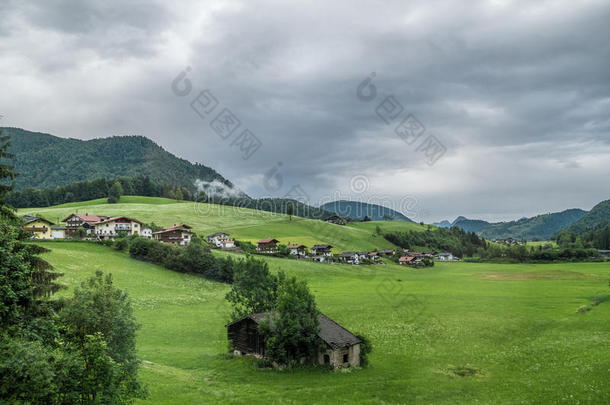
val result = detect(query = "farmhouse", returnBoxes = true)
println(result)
[368,251,379,261]
[325,215,347,225]
[398,256,416,265]
[435,252,457,261]
[94,216,144,239]
[598,250,610,258]
[22,215,54,239]
[227,312,361,368]
[63,213,109,236]
[378,249,395,256]
[337,252,359,265]
[154,224,193,246]
[207,232,235,248]
[287,244,307,257]
[311,244,333,262]
[257,238,279,253]
[141,227,153,239]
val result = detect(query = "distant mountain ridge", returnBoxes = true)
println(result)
[2,127,242,195]
[321,200,413,222]
[434,209,588,240]
[564,199,610,234]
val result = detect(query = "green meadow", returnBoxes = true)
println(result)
[38,241,610,404]
[20,197,419,252]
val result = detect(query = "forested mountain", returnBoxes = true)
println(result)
[563,199,610,234]
[452,218,491,233]
[476,209,587,241]
[1,127,240,195]
[321,200,413,222]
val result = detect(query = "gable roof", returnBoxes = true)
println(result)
[22,215,54,225]
[257,238,279,244]
[153,224,193,234]
[228,312,361,349]
[287,244,306,249]
[399,256,416,262]
[207,232,230,238]
[95,216,143,225]
[312,244,332,249]
[62,213,107,223]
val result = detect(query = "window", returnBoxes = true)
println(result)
[343,354,349,363]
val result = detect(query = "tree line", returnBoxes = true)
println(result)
[0,133,146,403]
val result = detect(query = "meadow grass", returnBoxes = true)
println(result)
[20,198,425,252]
[39,241,610,404]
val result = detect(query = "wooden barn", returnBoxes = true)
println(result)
[227,312,361,368]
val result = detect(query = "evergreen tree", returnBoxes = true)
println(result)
[286,203,294,221]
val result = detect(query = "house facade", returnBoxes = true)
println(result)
[325,215,347,225]
[141,227,153,239]
[50,226,66,239]
[227,312,361,369]
[94,217,144,239]
[207,232,235,248]
[22,216,54,239]
[153,224,193,246]
[63,213,109,236]
[287,244,307,257]
[256,238,279,253]
[434,252,457,261]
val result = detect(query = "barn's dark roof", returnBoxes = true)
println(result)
[227,312,361,349]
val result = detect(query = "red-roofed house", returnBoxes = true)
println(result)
[287,244,307,257]
[154,224,193,246]
[398,256,417,265]
[63,213,110,236]
[256,238,279,254]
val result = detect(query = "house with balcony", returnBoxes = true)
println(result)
[153,224,193,246]
[287,244,307,257]
[256,238,279,254]
[22,215,54,239]
[207,232,235,248]
[94,216,144,239]
[62,213,109,236]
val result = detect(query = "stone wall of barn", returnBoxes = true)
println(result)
[318,343,361,368]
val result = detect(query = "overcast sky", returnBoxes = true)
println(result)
[1,0,609,222]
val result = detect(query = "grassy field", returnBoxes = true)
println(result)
[38,241,610,404]
[19,197,426,252]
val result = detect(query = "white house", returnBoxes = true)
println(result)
[50,226,66,239]
[141,227,153,239]
[94,217,144,239]
[434,252,457,261]
[287,244,307,257]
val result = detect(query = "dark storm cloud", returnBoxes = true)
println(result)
[1,0,609,221]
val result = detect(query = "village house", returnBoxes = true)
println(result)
[140,227,153,239]
[94,216,144,239]
[311,244,333,262]
[227,312,361,369]
[337,252,359,265]
[378,249,396,257]
[63,213,109,236]
[435,252,457,261]
[287,244,307,257]
[598,250,610,258]
[368,251,379,261]
[50,226,66,239]
[398,256,417,265]
[256,238,279,254]
[154,224,193,246]
[325,215,347,225]
[206,232,235,248]
[22,215,54,239]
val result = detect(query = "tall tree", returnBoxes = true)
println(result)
[286,203,294,221]
[0,131,18,206]
[107,181,124,204]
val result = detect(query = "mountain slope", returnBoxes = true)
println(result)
[477,209,587,241]
[564,199,610,234]
[320,200,413,222]
[453,218,491,233]
[2,127,240,194]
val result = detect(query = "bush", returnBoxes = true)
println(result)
[355,334,372,367]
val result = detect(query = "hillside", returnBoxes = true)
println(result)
[452,218,490,233]
[37,242,610,404]
[1,127,240,194]
[321,200,413,222]
[477,209,588,241]
[564,199,610,234]
[18,196,426,252]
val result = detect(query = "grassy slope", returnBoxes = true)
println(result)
[20,197,428,252]
[40,242,610,404]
